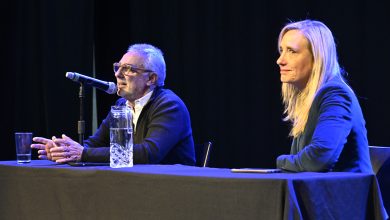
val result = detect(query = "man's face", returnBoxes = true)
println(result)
[115,52,154,103]
[276,29,314,90]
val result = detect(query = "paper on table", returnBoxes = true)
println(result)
[231,168,282,173]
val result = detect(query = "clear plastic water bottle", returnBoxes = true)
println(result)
[110,105,133,168]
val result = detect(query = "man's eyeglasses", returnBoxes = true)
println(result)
[113,62,154,75]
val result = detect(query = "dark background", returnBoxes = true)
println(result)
[2,0,389,168]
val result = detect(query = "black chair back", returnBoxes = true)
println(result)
[195,141,212,167]
[369,146,390,174]
[369,146,390,214]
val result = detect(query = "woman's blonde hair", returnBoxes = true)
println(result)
[278,20,343,137]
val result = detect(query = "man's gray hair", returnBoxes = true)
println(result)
[127,44,166,86]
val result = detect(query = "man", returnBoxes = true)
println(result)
[32,44,195,165]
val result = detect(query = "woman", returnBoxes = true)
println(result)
[275,19,372,173]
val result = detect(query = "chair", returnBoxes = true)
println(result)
[369,146,390,213]
[195,141,212,167]
[369,146,390,174]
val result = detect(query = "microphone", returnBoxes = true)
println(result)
[65,72,117,94]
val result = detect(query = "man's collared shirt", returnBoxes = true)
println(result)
[126,90,153,132]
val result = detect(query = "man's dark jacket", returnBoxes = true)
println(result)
[81,87,195,165]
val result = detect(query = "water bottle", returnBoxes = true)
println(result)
[110,105,133,168]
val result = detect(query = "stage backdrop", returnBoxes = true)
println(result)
[2,0,389,168]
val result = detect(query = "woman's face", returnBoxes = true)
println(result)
[276,29,314,90]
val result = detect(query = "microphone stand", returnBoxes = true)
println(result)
[78,83,85,145]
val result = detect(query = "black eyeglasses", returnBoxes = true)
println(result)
[113,62,154,75]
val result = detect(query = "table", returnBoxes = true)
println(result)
[0,160,387,220]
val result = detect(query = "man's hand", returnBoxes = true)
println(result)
[31,136,57,161]
[31,134,84,163]
[50,134,84,163]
